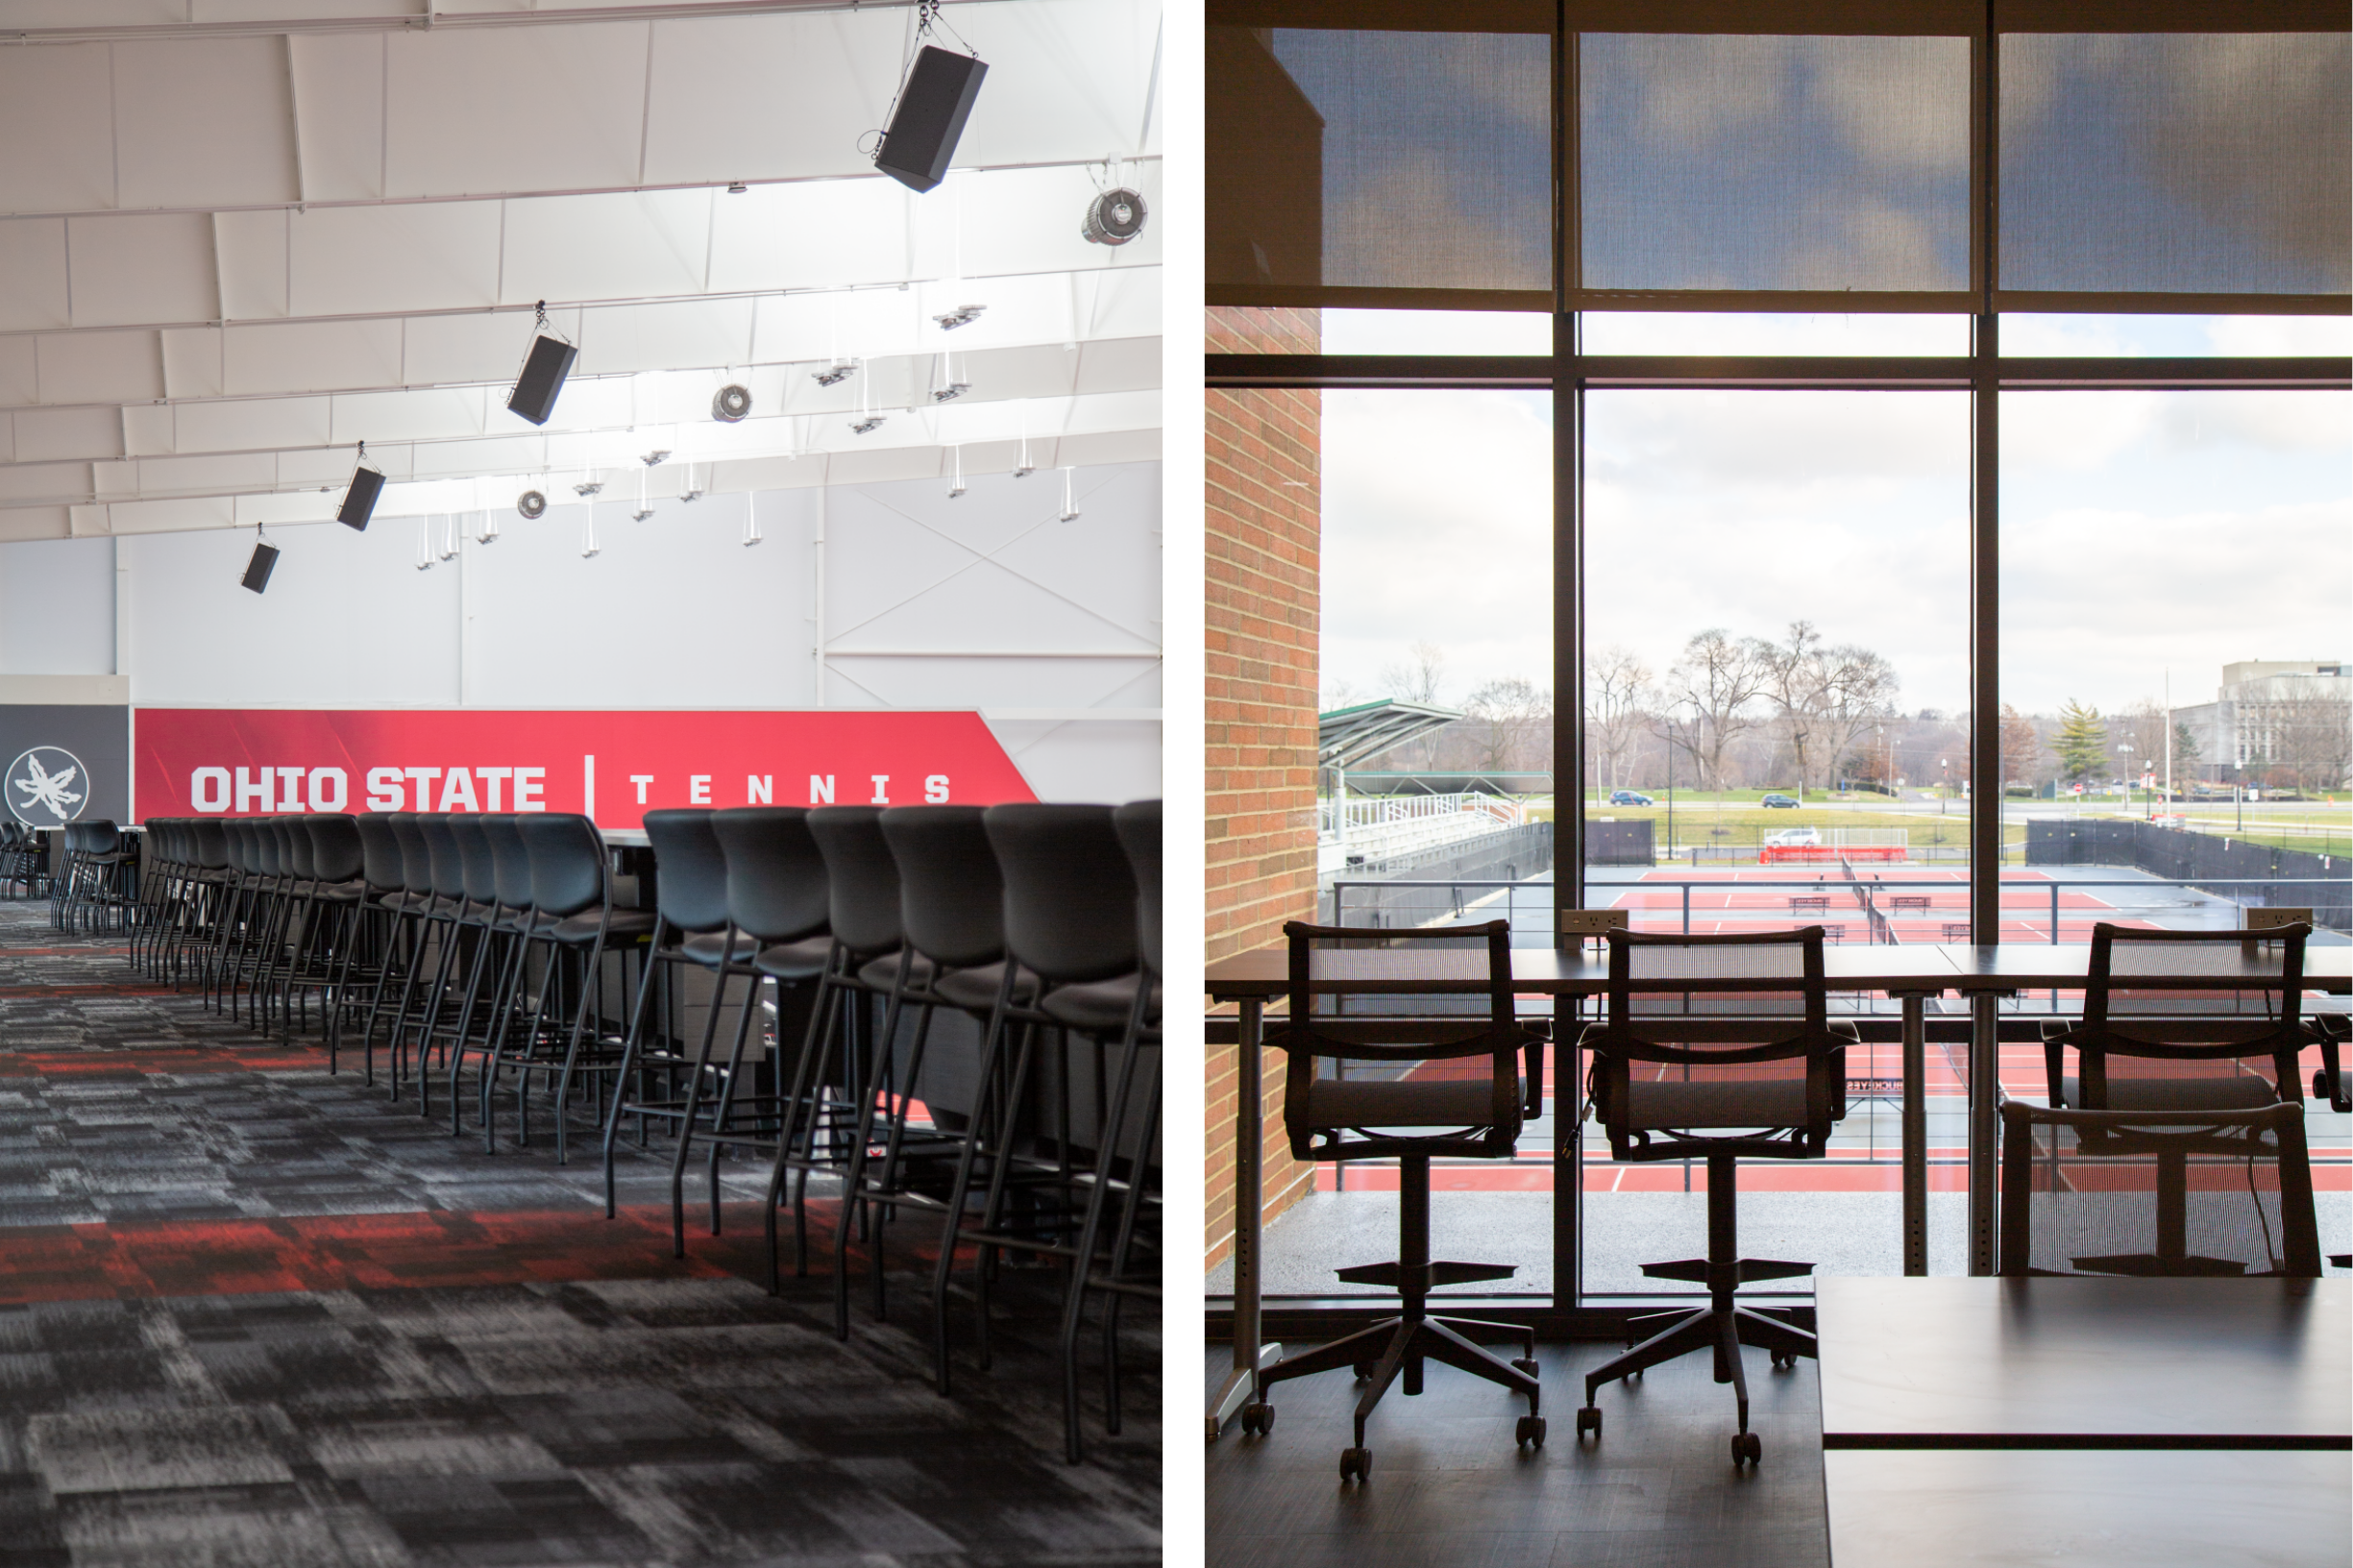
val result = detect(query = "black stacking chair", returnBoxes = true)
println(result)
[516,813,656,1161]
[822,805,1026,1326]
[652,806,833,1257]
[2043,921,2316,1112]
[1998,1100,2320,1278]
[331,813,409,1079]
[1247,919,1546,1482]
[356,812,433,1083]
[929,804,1139,1397]
[1576,926,1853,1468]
[1055,798,1163,1463]
[275,815,366,1044]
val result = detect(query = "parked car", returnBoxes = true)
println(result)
[1763,826,1821,847]
[1607,790,1654,806]
[1760,793,1801,808]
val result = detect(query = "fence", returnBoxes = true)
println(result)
[2026,819,2349,931]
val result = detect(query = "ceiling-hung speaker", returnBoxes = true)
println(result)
[507,335,577,426]
[874,47,987,193]
[241,542,280,595]
[713,383,752,422]
[1083,188,1148,246]
[516,489,548,520]
[337,464,383,530]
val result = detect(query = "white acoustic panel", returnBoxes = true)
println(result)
[135,452,282,498]
[285,32,384,203]
[112,37,300,210]
[329,386,489,448]
[41,331,164,406]
[500,187,713,308]
[403,309,572,389]
[223,318,403,397]
[639,12,896,189]
[577,298,756,377]
[287,201,504,319]
[0,463,89,504]
[120,404,175,457]
[66,212,218,329]
[384,21,651,200]
[160,328,225,401]
[0,46,115,214]
[946,1,1164,167]
[707,177,911,295]
[0,535,114,677]
[170,397,332,458]
[0,340,34,407]
[13,407,125,464]
[0,220,70,331]
[215,209,290,321]
[0,508,70,542]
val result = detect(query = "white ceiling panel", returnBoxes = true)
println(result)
[708,178,911,295]
[223,317,403,396]
[0,48,114,214]
[1078,265,1160,341]
[501,188,713,307]
[0,507,69,542]
[0,220,70,332]
[941,164,1162,280]
[947,1,1162,166]
[121,404,173,457]
[384,21,650,199]
[578,298,757,377]
[750,286,918,367]
[1073,334,1160,397]
[0,340,34,407]
[67,212,219,329]
[105,495,235,534]
[639,12,897,189]
[215,208,291,320]
[40,331,164,406]
[402,309,573,387]
[286,32,385,203]
[408,437,552,483]
[0,2,181,23]
[135,452,282,497]
[113,37,301,210]
[278,444,381,487]
[0,462,90,503]
[330,386,490,447]
[287,201,505,318]
[160,327,226,400]
[171,396,333,457]
[13,407,124,463]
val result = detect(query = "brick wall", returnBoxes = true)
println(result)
[1205,306,1321,1270]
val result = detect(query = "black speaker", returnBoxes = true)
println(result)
[337,465,383,530]
[507,334,577,427]
[875,47,986,193]
[241,542,279,595]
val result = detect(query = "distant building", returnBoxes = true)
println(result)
[2172,660,2351,783]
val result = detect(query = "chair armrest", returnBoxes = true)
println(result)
[2039,1017,2075,1106]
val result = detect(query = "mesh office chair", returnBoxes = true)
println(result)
[1576,926,1853,1467]
[1998,1101,2320,1278]
[2043,922,2314,1112]
[1243,919,1549,1483]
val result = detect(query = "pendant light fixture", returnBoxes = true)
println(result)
[576,476,602,558]
[1058,466,1080,523]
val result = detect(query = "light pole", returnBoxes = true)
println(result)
[2117,743,2133,816]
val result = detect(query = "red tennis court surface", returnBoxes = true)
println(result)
[1604,867,2154,943]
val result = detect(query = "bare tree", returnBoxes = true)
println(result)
[1816,645,1901,788]
[1320,676,1362,715]
[1999,704,2042,790]
[1379,640,1447,706]
[1583,646,1653,792]
[1667,628,1768,794]
[2265,677,2353,796]
[1462,677,1553,774]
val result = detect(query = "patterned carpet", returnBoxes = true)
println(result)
[0,902,1159,1566]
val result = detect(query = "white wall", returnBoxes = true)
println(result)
[0,537,116,676]
[0,461,1160,802]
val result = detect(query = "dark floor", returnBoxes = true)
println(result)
[0,903,1160,1566]
[1206,1335,1828,1568]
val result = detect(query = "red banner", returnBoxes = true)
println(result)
[134,708,1037,828]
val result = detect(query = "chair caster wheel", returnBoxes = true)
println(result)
[1512,1358,1540,1378]
[1238,1402,1274,1436]
[1338,1446,1371,1482]
[1732,1432,1762,1466]
[1515,1415,1547,1448]
[1575,1406,1602,1440]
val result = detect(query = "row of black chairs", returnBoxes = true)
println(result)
[126,800,1161,1463]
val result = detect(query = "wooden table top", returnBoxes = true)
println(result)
[1824,1448,2351,1568]
[1816,1276,2351,1449]
[1203,943,2353,998]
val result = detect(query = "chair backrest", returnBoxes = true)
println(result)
[982,804,1137,986]
[81,821,119,855]
[1113,799,1160,980]
[520,814,605,919]
[1279,918,1536,1164]
[354,813,404,891]
[1585,926,1846,1161]
[878,806,1004,969]
[278,818,315,880]
[710,808,829,944]
[2072,923,2309,1107]
[305,815,364,884]
[252,819,282,877]
[194,817,229,870]
[642,809,731,933]
[808,807,898,956]
[418,814,462,899]
[450,814,498,903]
[386,813,429,894]
[1998,1100,2320,1278]
[484,815,533,908]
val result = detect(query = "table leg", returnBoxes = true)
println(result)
[1208,997,1281,1437]
[1900,992,1926,1277]
[1967,992,1999,1276]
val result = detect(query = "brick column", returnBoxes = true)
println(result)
[1205,306,1321,1271]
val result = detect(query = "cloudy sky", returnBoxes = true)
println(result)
[1315,311,2351,722]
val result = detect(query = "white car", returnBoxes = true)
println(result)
[1763,826,1822,848]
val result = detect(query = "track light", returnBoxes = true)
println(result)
[240,523,278,594]
[849,416,885,435]
[517,488,547,520]
[1058,466,1080,523]
[1014,432,1035,478]
[680,463,704,502]
[742,491,763,548]
[476,508,501,545]
[727,182,748,194]
[439,513,458,562]
[933,304,985,331]
[813,361,854,387]
[507,302,577,427]
[576,478,601,557]
[947,446,966,500]
[931,353,968,403]
[337,441,383,530]
[415,514,435,572]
